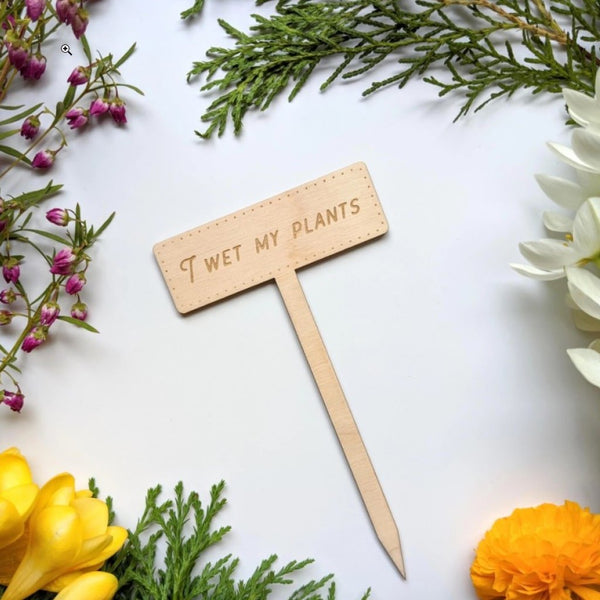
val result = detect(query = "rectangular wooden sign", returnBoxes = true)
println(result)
[153,162,388,313]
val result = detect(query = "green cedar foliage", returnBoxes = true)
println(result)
[3,481,370,600]
[184,0,599,138]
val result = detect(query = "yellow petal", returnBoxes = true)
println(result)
[54,572,118,600]
[2,506,83,600]
[1,483,39,518]
[0,454,33,492]
[0,531,27,584]
[71,527,127,571]
[0,498,24,549]
[30,474,75,521]
[71,498,109,539]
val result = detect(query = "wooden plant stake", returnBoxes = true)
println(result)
[153,162,405,577]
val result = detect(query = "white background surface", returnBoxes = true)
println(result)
[3,1,600,598]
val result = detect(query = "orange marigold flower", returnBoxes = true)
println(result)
[471,501,600,600]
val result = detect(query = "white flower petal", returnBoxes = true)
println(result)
[510,263,565,280]
[547,142,600,174]
[542,211,573,232]
[535,174,586,210]
[566,267,600,320]
[572,129,600,171]
[571,197,600,256]
[572,308,600,331]
[563,88,600,126]
[590,338,600,352]
[566,292,578,309]
[576,170,600,197]
[519,239,578,270]
[567,347,600,388]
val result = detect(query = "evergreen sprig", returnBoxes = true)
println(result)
[103,481,370,600]
[185,0,599,138]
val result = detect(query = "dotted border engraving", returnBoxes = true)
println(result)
[154,162,387,312]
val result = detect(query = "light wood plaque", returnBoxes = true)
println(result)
[153,162,405,577]
[153,162,387,313]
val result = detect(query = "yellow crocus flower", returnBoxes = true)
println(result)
[1,473,127,600]
[0,448,38,550]
[53,571,119,600]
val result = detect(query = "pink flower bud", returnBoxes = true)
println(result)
[40,301,60,326]
[71,301,87,321]
[65,107,88,129]
[65,272,86,295]
[50,248,76,275]
[0,288,16,304]
[109,98,127,124]
[71,7,89,39]
[0,310,12,325]
[56,0,77,24]
[46,207,69,226]
[3,390,24,412]
[7,43,28,70]
[89,98,109,116]
[67,66,89,86]
[20,115,40,140]
[26,0,45,21]
[20,53,46,80]
[32,149,55,169]
[2,259,20,284]
[21,326,46,352]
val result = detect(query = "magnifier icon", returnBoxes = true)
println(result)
[60,44,72,56]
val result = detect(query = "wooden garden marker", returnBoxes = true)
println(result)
[153,162,405,577]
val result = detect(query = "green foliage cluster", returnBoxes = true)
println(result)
[105,481,370,600]
[3,481,369,600]
[183,0,599,138]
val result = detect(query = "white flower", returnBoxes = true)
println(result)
[568,340,600,388]
[548,71,600,173]
[511,197,600,280]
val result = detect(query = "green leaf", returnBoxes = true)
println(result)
[10,181,62,209]
[0,104,24,111]
[63,84,76,110]
[113,43,137,70]
[92,211,115,240]
[57,316,99,333]
[20,228,70,245]
[80,34,93,63]
[0,129,20,141]
[115,82,144,96]
[181,0,205,20]
[0,103,43,126]
[0,145,31,165]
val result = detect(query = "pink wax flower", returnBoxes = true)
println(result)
[2,260,20,284]
[20,53,46,80]
[71,7,89,39]
[65,272,86,295]
[109,98,127,124]
[71,301,87,321]
[56,0,77,24]
[40,301,60,326]
[20,115,40,140]
[0,310,12,325]
[89,98,109,116]
[3,390,24,412]
[7,43,28,70]
[67,66,89,86]
[32,149,54,169]
[50,248,76,275]
[26,0,45,21]
[65,107,88,129]
[21,326,46,352]
[2,15,16,31]
[0,288,16,304]
[46,207,69,226]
